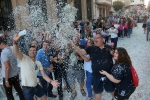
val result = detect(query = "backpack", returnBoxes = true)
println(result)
[130,66,139,87]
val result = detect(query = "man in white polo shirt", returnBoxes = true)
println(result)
[13,33,60,100]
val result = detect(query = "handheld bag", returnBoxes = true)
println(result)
[130,66,139,87]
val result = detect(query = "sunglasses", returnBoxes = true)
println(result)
[34,63,38,70]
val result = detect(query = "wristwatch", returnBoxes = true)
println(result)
[5,80,8,82]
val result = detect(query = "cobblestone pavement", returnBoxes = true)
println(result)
[0,23,150,100]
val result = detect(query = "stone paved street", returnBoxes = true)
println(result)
[0,23,150,100]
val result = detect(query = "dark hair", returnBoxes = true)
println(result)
[29,45,36,50]
[42,40,49,44]
[0,38,7,44]
[79,44,85,49]
[32,40,38,44]
[115,47,132,66]
[86,39,94,45]
[111,24,114,27]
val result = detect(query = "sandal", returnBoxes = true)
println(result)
[70,91,77,100]
[80,89,86,96]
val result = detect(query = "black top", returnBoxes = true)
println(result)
[73,58,84,70]
[111,64,135,90]
[50,48,64,72]
[86,46,113,77]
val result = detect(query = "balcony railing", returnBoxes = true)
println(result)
[95,0,112,6]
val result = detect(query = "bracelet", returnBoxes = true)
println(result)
[13,41,18,45]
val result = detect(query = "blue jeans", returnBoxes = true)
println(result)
[128,28,132,36]
[86,71,93,98]
[22,84,45,100]
[111,37,118,49]
[119,30,123,38]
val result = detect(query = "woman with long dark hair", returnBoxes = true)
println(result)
[100,47,136,100]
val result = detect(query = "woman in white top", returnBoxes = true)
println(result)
[114,21,120,30]
[108,25,118,49]
[83,39,94,100]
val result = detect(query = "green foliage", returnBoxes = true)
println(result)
[113,1,124,11]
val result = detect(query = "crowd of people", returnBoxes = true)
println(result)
[0,15,139,100]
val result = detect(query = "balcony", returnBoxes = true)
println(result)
[95,0,112,6]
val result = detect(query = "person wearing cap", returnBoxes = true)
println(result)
[0,38,25,100]
[13,33,60,100]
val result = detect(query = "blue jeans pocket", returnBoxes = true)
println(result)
[23,87,34,100]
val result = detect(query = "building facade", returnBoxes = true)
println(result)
[93,0,112,18]
[0,0,113,31]
[130,0,145,6]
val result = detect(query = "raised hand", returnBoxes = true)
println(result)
[13,33,20,42]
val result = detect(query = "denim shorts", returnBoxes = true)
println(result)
[92,76,115,94]
[22,84,45,100]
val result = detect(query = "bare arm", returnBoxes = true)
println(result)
[40,70,52,83]
[4,61,10,82]
[115,30,118,34]
[105,72,121,83]
[100,70,121,83]
[40,70,60,88]
[13,33,23,61]
[13,43,23,61]
[78,49,90,62]
[70,40,90,61]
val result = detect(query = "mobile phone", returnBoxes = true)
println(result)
[19,30,26,37]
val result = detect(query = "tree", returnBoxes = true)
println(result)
[113,1,124,11]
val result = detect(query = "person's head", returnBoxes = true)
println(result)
[28,45,37,58]
[94,34,104,47]
[111,25,115,29]
[31,40,38,48]
[0,38,7,49]
[114,47,132,66]
[42,40,49,51]
[86,39,94,47]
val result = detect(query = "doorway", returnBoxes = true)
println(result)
[0,0,14,31]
